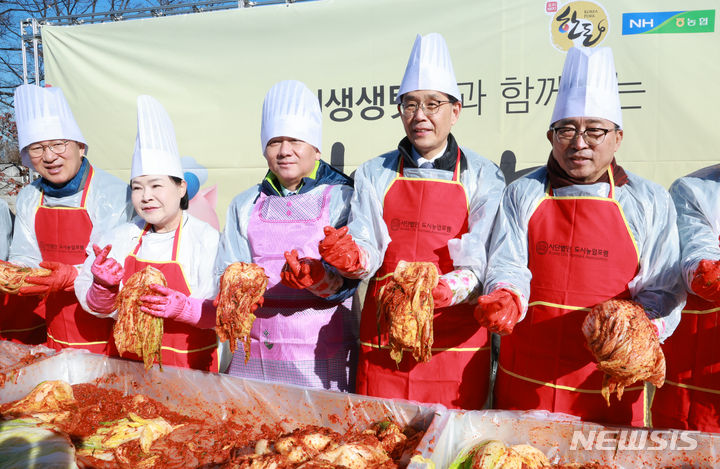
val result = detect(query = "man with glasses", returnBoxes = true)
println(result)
[475,47,684,426]
[1,84,132,348]
[318,33,505,409]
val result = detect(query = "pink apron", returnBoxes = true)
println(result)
[227,185,357,391]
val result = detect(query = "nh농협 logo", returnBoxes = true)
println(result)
[622,10,715,35]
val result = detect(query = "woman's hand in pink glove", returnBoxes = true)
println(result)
[139,284,215,328]
[140,284,187,319]
[91,244,124,288]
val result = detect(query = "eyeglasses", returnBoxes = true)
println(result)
[399,100,452,117]
[26,140,69,158]
[552,127,616,146]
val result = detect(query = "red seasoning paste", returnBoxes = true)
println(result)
[0,380,423,468]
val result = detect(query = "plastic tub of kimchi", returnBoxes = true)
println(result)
[0,340,55,387]
[0,348,446,468]
[420,408,720,468]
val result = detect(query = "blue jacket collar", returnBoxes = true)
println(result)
[37,157,90,198]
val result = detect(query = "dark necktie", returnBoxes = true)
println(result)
[419,161,434,169]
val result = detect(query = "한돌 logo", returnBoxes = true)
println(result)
[550,1,610,51]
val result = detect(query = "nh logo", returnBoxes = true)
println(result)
[629,18,654,28]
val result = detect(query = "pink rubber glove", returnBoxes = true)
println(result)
[432,279,454,309]
[140,284,216,329]
[318,226,364,276]
[86,282,119,315]
[474,289,523,336]
[280,250,325,289]
[19,261,78,296]
[91,244,124,288]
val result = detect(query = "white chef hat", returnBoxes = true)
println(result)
[13,84,87,167]
[551,46,623,129]
[397,33,461,103]
[131,95,184,180]
[261,80,322,153]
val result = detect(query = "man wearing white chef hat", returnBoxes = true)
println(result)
[215,79,359,389]
[475,46,685,426]
[75,95,223,372]
[2,84,132,349]
[318,33,506,409]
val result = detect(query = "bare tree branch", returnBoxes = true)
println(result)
[0,0,189,134]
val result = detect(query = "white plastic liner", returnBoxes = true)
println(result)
[0,348,443,468]
[0,341,55,383]
[421,409,720,468]
[4,348,718,468]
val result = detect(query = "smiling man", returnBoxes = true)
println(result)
[1,84,132,350]
[475,47,685,426]
[215,80,359,390]
[318,33,505,410]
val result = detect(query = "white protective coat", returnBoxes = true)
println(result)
[484,167,685,340]
[0,198,11,261]
[669,165,720,290]
[9,167,133,268]
[75,212,219,318]
[345,147,505,289]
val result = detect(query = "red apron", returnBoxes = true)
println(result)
[121,222,219,372]
[0,294,46,345]
[652,253,720,432]
[356,149,491,410]
[34,166,116,353]
[495,171,649,426]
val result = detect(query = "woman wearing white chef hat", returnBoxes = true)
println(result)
[2,84,132,348]
[215,79,359,391]
[75,95,224,372]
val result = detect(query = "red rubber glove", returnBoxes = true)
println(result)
[691,259,720,302]
[432,278,453,309]
[19,261,78,296]
[474,288,523,335]
[91,244,124,288]
[318,226,363,275]
[280,250,325,289]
